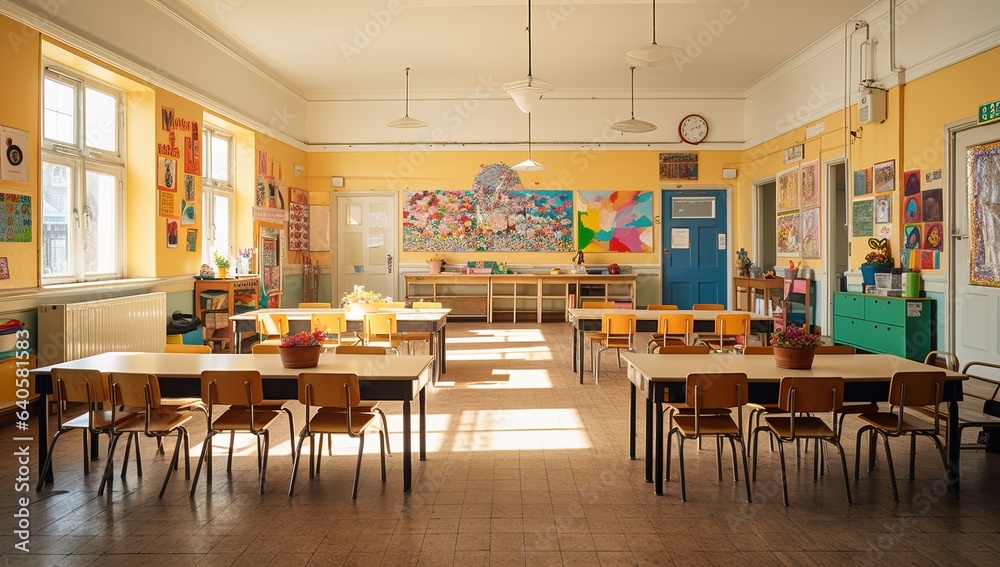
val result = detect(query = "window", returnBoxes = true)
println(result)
[201,125,235,264]
[41,67,125,283]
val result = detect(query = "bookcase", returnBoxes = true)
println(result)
[194,277,260,352]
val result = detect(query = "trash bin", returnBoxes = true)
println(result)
[166,311,202,345]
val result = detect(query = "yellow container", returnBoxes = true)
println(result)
[0,355,36,404]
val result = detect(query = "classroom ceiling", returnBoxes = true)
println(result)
[160,0,876,101]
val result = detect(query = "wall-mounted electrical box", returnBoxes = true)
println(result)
[858,88,886,124]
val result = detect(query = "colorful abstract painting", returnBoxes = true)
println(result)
[969,141,1000,286]
[403,164,573,252]
[776,211,801,257]
[577,190,653,252]
[0,193,31,242]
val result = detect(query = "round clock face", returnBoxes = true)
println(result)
[678,114,708,145]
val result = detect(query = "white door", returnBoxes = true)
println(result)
[334,193,398,304]
[952,121,1000,365]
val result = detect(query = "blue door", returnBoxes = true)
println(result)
[661,190,728,308]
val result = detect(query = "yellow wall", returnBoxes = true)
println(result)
[0,17,40,289]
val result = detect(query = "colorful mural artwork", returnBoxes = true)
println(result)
[776,211,801,256]
[0,192,31,242]
[402,163,573,252]
[577,190,653,252]
[969,142,1000,286]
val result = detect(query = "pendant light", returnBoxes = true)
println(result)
[386,67,427,128]
[503,0,555,113]
[611,66,657,134]
[512,113,545,171]
[625,0,684,67]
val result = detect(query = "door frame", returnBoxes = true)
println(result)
[751,175,777,271]
[331,190,400,303]
[823,157,847,333]
[658,184,734,307]
[945,116,981,353]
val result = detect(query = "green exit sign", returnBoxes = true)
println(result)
[979,100,1000,123]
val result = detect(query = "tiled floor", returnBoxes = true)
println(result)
[3,321,999,566]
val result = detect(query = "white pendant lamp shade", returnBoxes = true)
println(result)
[386,67,427,128]
[611,66,657,134]
[505,0,554,113]
[512,113,546,171]
[625,0,685,67]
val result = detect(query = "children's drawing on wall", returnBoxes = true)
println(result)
[184,174,195,201]
[903,195,921,223]
[776,211,801,256]
[852,199,874,237]
[184,122,201,175]
[875,195,891,224]
[799,160,819,208]
[158,157,176,191]
[180,200,195,225]
[903,168,921,195]
[922,188,942,222]
[577,190,653,252]
[800,207,821,259]
[873,160,895,193]
[0,193,31,242]
[903,224,921,249]
[186,229,198,252]
[158,190,176,217]
[161,107,174,131]
[166,219,178,248]
[255,175,284,209]
[288,188,310,251]
[776,167,799,212]
[923,223,944,251]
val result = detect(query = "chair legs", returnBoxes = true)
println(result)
[855,426,954,503]
[289,428,388,499]
[667,427,751,503]
[752,426,851,507]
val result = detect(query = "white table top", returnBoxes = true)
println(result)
[33,351,434,381]
[568,308,772,322]
[622,352,967,383]
[230,307,450,323]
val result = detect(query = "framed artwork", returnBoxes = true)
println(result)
[969,141,1000,286]
[658,152,698,180]
[166,219,178,248]
[903,195,921,223]
[799,160,820,208]
[185,229,198,252]
[853,168,872,196]
[924,223,944,250]
[577,190,653,252]
[0,193,31,242]
[903,169,921,195]
[873,160,895,193]
[852,199,874,237]
[875,195,892,223]
[158,156,176,192]
[776,211,801,257]
[922,188,943,222]
[777,167,799,212]
[0,257,8,280]
[800,207,821,259]
[288,187,310,251]
[903,224,922,249]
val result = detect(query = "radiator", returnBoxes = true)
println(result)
[37,292,167,366]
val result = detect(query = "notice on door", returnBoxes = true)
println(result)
[671,228,690,249]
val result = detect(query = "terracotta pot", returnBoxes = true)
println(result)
[773,346,816,370]
[428,260,443,275]
[279,345,321,368]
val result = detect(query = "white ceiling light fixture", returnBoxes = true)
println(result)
[503,0,555,113]
[611,66,657,134]
[625,0,685,67]
[512,113,545,171]
[386,67,427,128]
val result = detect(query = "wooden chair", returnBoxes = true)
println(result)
[164,344,212,353]
[593,313,637,384]
[335,345,389,354]
[666,372,752,502]
[288,373,387,499]
[104,373,192,498]
[700,313,751,352]
[321,345,393,456]
[298,302,331,309]
[582,302,619,368]
[256,313,289,344]
[191,370,294,495]
[378,301,407,310]
[412,301,443,309]
[692,303,724,310]
[363,312,403,354]
[581,301,616,309]
[36,369,137,492]
[251,343,281,354]
[646,304,678,310]
[647,312,694,352]
[655,345,711,355]
[751,376,852,506]
[854,371,954,502]
[311,312,361,348]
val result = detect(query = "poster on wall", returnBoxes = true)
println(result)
[799,160,820,208]
[800,207,821,259]
[0,192,31,242]
[288,188,310,251]
[576,190,653,252]
[969,141,1000,286]
[853,168,872,196]
[903,168,921,195]
[875,195,892,223]
[873,159,895,193]
[903,194,921,223]
[180,199,195,225]
[922,188,942,222]
[776,167,799,212]
[158,190,176,217]
[158,156,177,191]
[658,152,698,180]
[852,199,874,236]
[184,174,195,202]
[166,219,178,248]
[255,175,284,209]
[776,211,801,257]
[184,123,201,175]
[186,229,198,252]
[1,126,29,183]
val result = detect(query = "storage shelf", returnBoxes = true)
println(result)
[195,277,260,352]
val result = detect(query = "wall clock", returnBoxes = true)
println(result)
[678,114,708,145]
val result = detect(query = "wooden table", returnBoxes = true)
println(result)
[32,352,433,492]
[567,308,774,384]
[732,276,785,316]
[621,352,967,495]
[230,308,449,379]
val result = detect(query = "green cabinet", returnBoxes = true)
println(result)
[832,292,932,360]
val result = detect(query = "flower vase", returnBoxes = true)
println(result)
[860,266,890,286]
[428,260,443,275]
[279,345,321,368]
[349,302,382,315]
[217,267,228,279]
[773,346,817,370]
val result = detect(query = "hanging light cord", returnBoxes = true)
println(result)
[527,113,533,158]
[403,67,411,117]
[651,0,658,46]
[629,66,637,119]
[526,0,534,81]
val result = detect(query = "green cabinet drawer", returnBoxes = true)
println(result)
[864,296,908,325]
[833,293,866,319]
[833,315,864,345]
[865,322,907,357]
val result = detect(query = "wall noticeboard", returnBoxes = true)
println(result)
[852,199,874,237]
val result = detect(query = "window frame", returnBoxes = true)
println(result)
[201,124,236,265]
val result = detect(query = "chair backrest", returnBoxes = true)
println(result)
[602,313,636,335]
[924,350,959,371]
[298,372,359,409]
[378,301,407,310]
[687,372,748,410]
[298,302,331,309]
[364,312,397,336]
[164,344,212,354]
[335,345,388,354]
[109,372,161,410]
[815,345,856,354]
[582,301,615,309]
[201,370,263,406]
[647,304,678,310]
[742,346,773,355]
[715,313,751,337]
[778,376,844,414]
[52,368,107,404]
[693,303,725,310]
[889,371,946,409]
[655,345,711,354]
[657,312,694,335]
[251,343,281,354]
[256,313,289,337]
[412,301,442,309]
[312,312,348,334]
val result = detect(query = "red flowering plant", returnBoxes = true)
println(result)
[770,324,823,349]
[280,330,326,348]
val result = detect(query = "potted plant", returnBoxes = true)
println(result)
[213,251,231,279]
[278,330,326,368]
[427,255,443,275]
[770,324,823,369]
[860,237,893,286]
[340,285,389,314]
